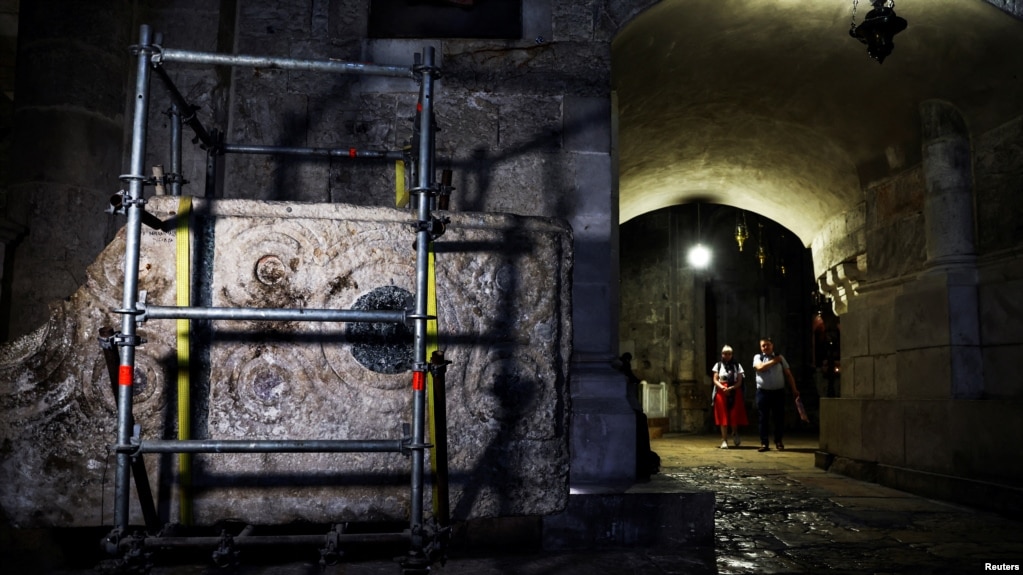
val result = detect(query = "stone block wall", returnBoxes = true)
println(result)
[818,111,1023,514]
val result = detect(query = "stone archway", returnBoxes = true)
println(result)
[612,0,1023,276]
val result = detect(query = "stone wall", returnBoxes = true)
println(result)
[0,197,572,527]
[818,110,1023,514]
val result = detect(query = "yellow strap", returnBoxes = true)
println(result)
[395,159,409,208]
[425,243,441,516]
[175,196,193,525]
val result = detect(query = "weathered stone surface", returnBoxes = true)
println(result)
[0,196,572,528]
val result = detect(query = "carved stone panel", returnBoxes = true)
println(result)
[0,197,572,527]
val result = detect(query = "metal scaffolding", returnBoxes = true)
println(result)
[101,24,448,574]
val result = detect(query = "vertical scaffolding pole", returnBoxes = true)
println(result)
[407,46,436,569]
[170,104,183,196]
[114,24,154,532]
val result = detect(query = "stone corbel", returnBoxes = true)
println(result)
[817,255,866,316]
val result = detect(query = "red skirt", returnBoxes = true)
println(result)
[713,388,749,427]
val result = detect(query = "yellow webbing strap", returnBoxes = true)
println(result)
[425,243,441,516]
[395,159,409,208]
[175,196,193,525]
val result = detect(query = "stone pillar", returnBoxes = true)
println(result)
[674,267,707,433]
[3,2,130,340]
[565,93,636,486]
[921,100,976,271]
[909,99,982,398]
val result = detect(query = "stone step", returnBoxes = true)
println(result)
[540,475,714,550]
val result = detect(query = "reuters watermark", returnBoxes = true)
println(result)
[986,564,1021,571]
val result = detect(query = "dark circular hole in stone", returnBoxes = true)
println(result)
[347,286,414,374]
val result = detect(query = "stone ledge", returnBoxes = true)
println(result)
[541,475,714,550]
[816,454,1023,520]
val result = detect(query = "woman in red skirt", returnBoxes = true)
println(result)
[712,345,749,448]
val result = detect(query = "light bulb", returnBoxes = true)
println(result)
[688,243,711,269]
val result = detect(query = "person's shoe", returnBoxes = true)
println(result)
[776,442,785,451]
[733,432,741,447]
[720,440,729,449]
[758,444,769,452]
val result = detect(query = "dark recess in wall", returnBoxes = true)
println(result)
[369,0,522,39]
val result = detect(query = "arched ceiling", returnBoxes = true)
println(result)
[613,0,1023,245]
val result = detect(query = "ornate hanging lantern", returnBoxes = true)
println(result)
[849,0,908,64]
[756,223,767,269]
[735,211,749,252]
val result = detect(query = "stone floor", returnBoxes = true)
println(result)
[12,431,1023,574]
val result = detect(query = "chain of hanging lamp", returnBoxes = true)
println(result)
[850,0,897,27]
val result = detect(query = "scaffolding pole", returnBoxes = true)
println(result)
[113,23,155,534]
[398,46,440,574]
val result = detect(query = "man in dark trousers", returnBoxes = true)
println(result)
[752,338,800,452]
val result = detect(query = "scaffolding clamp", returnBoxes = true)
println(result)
[134,301,150,323]
[399,424,432,456]
[211,530,241,569]
[112,442,142,458]
[163,172,188,186]
[411,216,449,249]
[130,41,161,57]
[319,524,344,567]
[102,331,146,348]
[411,62,442,80]
[428,350,451,376]
[108,190,147,214]
[119,530,153,574]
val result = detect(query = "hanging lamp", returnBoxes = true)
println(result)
[756,222,767,269]
[687,204,711,269]
[849,0,908,64]
[735,211,749,252]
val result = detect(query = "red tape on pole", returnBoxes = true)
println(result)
[412,371,426,391]
[119,365,133,386]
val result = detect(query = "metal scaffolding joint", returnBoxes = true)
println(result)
[412,63,442,79]
[130,43,161,57]
[103,331,145,347]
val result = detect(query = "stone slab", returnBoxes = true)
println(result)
[0,197,573,528]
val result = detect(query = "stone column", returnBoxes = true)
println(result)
[921,100,977,271]
[565,93,636,486]
[910,99,982,398]
[4,1,131,340]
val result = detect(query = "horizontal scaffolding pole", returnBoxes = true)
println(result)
[118,438,407,455]
[222,143,405,160]
[126,531,410,550]
[139,304,407,324]
[155,49,414,79]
